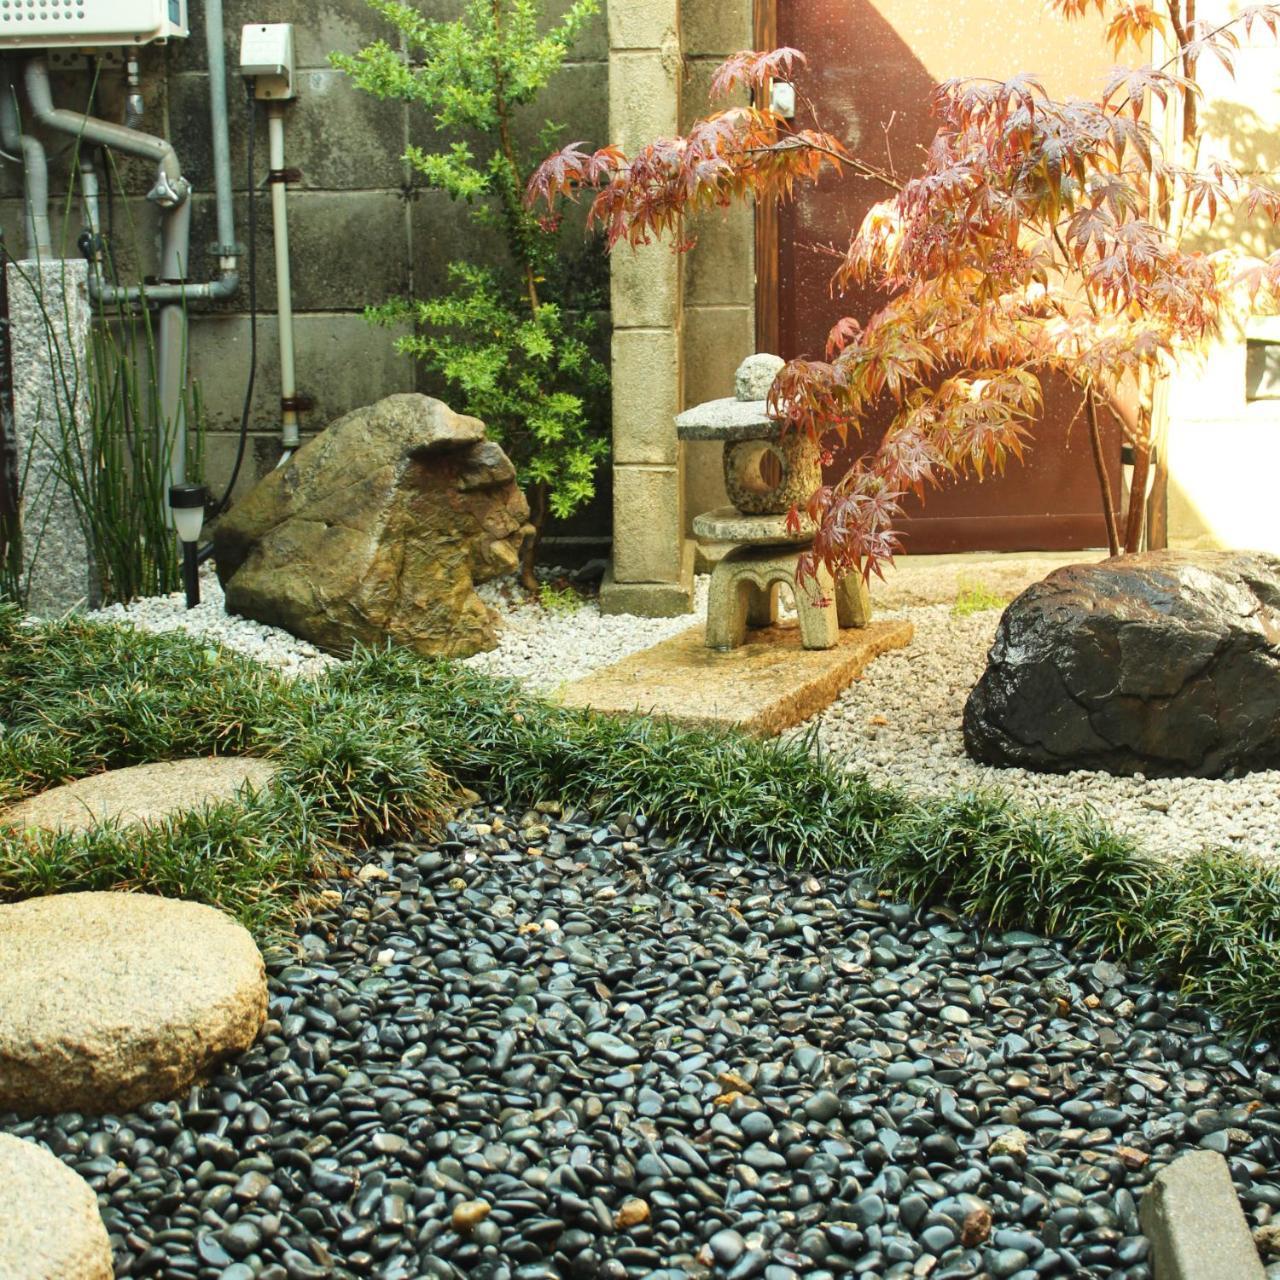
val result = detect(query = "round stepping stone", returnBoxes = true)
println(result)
[0,1133,112,1278]
[1,757,277,834]
[0,892,267,1116]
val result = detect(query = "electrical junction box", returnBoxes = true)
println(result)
[0,0,188,48]
[240,22,295,100]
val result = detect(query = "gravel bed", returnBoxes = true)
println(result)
[89,570,338,681]
[800,604,1280,864]
[86,571,1280,862]
[462,576,712,691]
[6,805,1280,1280]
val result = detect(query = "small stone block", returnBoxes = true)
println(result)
[692,506,815,545]
[557,620,914,735]
[1138,1150,1265,1280]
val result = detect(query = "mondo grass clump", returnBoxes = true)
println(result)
[5,611,1280,1038]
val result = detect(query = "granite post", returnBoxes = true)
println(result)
[5,258,95,613]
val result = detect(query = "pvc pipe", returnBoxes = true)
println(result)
[84,0,241,306]
[24,57,188,208]
[268,103,300,449]
[0,59,50,257]
[203,0,237,268]
[156,196,192,492]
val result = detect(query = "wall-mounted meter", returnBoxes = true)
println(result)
[0,0,188,48]
[240,22,295,100]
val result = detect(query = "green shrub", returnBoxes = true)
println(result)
[335,0,610,587]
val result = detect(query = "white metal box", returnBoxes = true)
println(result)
[0,0,189,48]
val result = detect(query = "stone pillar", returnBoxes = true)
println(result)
[5,259,95,614]
[680,0,756,564]
[599,0,695,617]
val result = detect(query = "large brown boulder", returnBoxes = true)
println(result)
[963,550,1280,778]
[213,394,531,657]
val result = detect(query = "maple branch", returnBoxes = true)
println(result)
[1086,387,1121,556]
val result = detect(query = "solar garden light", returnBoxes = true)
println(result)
[168,483,207,610]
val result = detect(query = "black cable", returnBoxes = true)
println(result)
[207,83,258,520]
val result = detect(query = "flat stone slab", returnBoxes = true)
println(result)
[1,756,278,834]
[675,397,782,441]
[557,620,914,735]
[0,1134,113,1279]
[693,505,816,545]
[0,891,267,1116]
[1139,1149,1265,1280]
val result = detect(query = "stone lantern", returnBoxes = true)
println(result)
[676,354,871,651]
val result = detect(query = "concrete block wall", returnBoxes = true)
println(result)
[0,0,609,515]
[0,0,756,597]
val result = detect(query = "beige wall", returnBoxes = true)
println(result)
[680,0,755,547]
[1163,0,1280,555]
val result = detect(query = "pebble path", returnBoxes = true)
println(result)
[7,805,1280,1280]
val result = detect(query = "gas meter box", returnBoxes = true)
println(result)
[0,0,188,48]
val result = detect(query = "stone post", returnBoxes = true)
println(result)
[599,0,695,617]
[5,259,95,614]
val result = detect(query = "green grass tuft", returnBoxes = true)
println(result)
[5,613,1280,1040]
[951,577,1011,616]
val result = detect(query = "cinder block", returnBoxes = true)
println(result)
[612,240,681,329]
[612,328,681,465]
[190,189,410,313]
[608,0,680,52]
[681,0,752,58]
[170,69,408,195]
[1139,1150,1265,1280]
[681,53,749,128]
[683,305,754,407]
[685,438,730,531]
[187,312,416,436]
[684,202,755,308]
[609,51,681,152]
[611,463,686,582]
[599,542,695,616]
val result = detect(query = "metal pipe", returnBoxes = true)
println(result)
[156,197,192,492]
[203,0,238,271]
[83,0,240,306]
[0,59,50,257]
[267,103,299,449]
[24,56,188,208]
[80,156,101,239]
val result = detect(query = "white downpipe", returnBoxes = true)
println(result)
[267,103,299,450]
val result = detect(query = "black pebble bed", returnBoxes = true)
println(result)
[6,802,1280,1280]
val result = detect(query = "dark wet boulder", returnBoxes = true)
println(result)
[963,550,1280,778]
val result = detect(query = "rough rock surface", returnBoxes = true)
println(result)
[964,550,1280,778]
[0,1133,113,1279]
[0,892,267,1117]
[213,394,532,658]
[734,351,785,400]
[1,757,278,834]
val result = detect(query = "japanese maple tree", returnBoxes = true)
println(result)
[528,5,1280,580]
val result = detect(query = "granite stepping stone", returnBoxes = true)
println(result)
[0,892,267,1116]
[0,1133,112,1278]
[1,756,278,833]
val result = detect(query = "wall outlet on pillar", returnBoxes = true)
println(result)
[770,81,796,119]
[240,23,295,100]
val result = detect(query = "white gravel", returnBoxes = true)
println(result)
[89,569,338,681]
[89,567,1280,864]
[800,603,1280,864]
